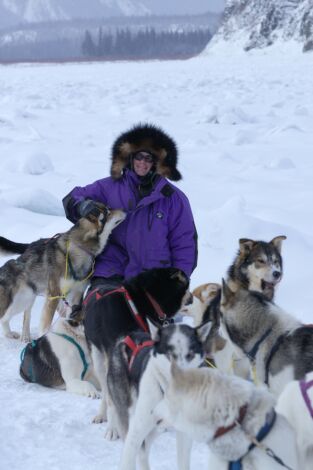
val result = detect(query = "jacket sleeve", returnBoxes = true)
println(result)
[62,178,109,223]
[167,191,198,278]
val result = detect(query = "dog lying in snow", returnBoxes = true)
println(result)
[159,362,299,470]
[20,305,100,398]
[276,371,313,470]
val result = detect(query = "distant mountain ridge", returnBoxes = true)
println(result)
[213,0,313,52]
[0,0,150,28]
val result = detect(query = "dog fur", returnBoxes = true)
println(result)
[276,371,313,470]
[159,363,299,470]
[20,306,100,397]
[220,281,313,396]
[116,320,216,470]
[83,267,190,424]
[0,205,125,341]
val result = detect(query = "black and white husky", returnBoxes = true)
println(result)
[113,320,216,470]
[220,280,313,396]
[20,306,100,397]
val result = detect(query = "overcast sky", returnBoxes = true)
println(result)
[143,0,226,15]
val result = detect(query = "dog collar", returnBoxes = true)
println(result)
[214,404,247,440]
[228,409,277,470]
[145,291,169,325]
[245,328,272,363]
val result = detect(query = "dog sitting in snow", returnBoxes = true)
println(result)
[158,362,299,470]
[181,236,286,377]
[276,371,313,470]
[20,305,100,398]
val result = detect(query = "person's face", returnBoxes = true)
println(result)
[133,151,155,177]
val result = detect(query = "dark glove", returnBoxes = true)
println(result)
[78,199,102,219]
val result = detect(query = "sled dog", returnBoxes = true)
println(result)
[83,267,191,424]
[0,205,125,341]
[276,371,313,470]
[20,305,100,397]
[158,362,299,470]
[220,280,313,396]
[227,235,286,301]
[116,320,218,470]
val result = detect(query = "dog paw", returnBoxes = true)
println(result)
[92,414,106,424]
[5,331,20,340]
[87,390,101,399]
[104,426,119,441]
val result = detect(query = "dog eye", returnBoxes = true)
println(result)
[186,352,195,361]
[257,259,265,264]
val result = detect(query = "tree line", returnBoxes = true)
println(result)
[81,27,212,60]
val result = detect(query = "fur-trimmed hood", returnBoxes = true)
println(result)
[110,123,182,181]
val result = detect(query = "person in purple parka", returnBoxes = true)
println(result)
[62,123,198,295]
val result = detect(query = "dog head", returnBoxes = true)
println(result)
[132,267,190,322]
[149,321,215,369]
[77,204,126,252]
[181,283,221,325]
[229,235,286,300]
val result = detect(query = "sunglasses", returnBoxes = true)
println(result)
[133,151,155,164]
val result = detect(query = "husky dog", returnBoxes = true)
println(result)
[227,236,286,300]
[220,280,313,396]
[20,305,100,397]
[0,205,126,341]
[117,321,217,470]
[159,362,299,470]
[276,371,313,470]
[83,267,190,424]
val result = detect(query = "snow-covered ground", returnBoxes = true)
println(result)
[1,43,313,469]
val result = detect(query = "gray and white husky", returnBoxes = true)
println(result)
[220,280,313,396]
[0,205,125,341]
[227,235,286,301]
[160,362,299,470]
[108,321,218,470]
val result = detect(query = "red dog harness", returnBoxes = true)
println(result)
[123,334,154,371]
[83,285,168,332]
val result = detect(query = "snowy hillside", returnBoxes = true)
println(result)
[212,0,313,52]
[1,47,313,468]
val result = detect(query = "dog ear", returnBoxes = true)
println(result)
[201,283,221,304]
[221,279,235,306]
[146,318,160,342]
[196,321,213,343]
[170,269,188,286]
[270,235,286,253]
[239,238,254,255]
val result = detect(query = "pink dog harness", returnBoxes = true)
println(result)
[299,379,313,418]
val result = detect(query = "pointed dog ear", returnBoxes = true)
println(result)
[239,238,254,255]
[170,269,188,286]
[270,235,286,253]
[221,279,235,306]
[196,321,213,343]
[146,318,160,342]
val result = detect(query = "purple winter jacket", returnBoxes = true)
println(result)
[63,169,197,279]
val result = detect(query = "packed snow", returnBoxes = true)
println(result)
[0,42,313,469]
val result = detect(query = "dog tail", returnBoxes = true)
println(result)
[0,236,29,255]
